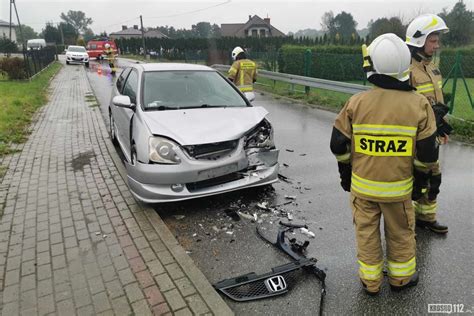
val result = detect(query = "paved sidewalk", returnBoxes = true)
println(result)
[0,64,233,315]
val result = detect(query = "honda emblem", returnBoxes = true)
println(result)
[264,275,287,293]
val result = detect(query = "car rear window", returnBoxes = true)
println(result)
[143,71,247,110]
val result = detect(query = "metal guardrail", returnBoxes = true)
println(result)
[211,64,370,95]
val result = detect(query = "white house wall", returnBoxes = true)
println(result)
[0,26,17,42]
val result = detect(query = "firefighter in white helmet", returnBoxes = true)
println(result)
[228,46,257,99]
[406,14,451,234]
[103,43,117,74]
[330,33,439,295]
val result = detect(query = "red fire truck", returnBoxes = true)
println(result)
[86,39,118,60]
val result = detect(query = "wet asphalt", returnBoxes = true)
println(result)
[83,58,474,315]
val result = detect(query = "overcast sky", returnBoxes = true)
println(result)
[1,0,472,34]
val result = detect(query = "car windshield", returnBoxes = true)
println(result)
[143,71,248,110]
[68,46,86,52]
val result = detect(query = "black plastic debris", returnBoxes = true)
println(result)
[278,173,292,183]
[224,209,241,221]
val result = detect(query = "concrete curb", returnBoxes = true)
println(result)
[84,69,234,315]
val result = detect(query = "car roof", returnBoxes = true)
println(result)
[136,63,214,72]
[68,45,85,49]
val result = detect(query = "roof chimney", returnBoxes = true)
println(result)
[249,15,252,21]
[122,25,127,30]
[133,25,139,30]
[264,17,270,25]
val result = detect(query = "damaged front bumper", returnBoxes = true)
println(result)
[125,147,279,203]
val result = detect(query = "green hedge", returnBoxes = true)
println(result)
[278,45,365,81]
[278,45,474,81]
[116,36,293,55]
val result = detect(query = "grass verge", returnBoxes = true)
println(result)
[0,62,62,156]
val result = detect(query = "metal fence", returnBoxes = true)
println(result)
[246,50,473,120]
[436,52,474,120]
[211,64,370,95]
[23,47,57,78]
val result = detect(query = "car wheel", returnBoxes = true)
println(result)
[85,62,89,67]
[66,61,70,65]
[109,112,118,145]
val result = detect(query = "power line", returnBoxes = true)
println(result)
[19,0,231,32]
[94,16,140,31]
[146,0,231,19]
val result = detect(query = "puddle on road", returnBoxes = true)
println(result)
[71,150,96,172]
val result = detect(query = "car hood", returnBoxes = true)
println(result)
[142,106,269,145]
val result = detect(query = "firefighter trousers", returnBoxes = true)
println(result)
[350,194,417,292]
[414,193,437,222]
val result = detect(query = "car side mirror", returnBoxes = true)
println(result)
[244,92,256,103]
[113,95,136,110]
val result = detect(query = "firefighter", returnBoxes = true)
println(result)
[228,46,257,99]
[103,43,116,74]
[406,14,452,234]
[330,33,440,295]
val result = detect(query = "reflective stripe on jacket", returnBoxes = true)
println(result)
[410,58,444,105]
[228,59,257,92]
[333,87,437,202]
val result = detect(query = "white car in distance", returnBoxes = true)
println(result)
[65,45,90,67]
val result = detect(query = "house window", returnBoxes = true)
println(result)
[252,30,258,37]
[260,29,266,37]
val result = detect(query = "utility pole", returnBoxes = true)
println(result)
[12,0,25,49]
[58,23,65,46]
[140,15,146,57]
[9,0,13,41]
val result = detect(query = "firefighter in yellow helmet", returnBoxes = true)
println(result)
[228,46,257,99]
[330,33,440,295]
[406,14,452,234]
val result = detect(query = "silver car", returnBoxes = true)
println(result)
[109,63,279,203]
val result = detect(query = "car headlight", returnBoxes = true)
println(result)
[149,136,181,164]
[244,119,275,149]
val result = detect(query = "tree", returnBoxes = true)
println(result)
[58,22,79,45]
[15,25,38,44]
[331,12,358,43]
[60,10,93,34]
[41,23,61,43]
[0,37,18,53]
[439,0,474,46]
[369,17,406,41]
[321,11,334,32]
[83,28,95,42]
[191,22,212,38]
[211,24,221,38]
